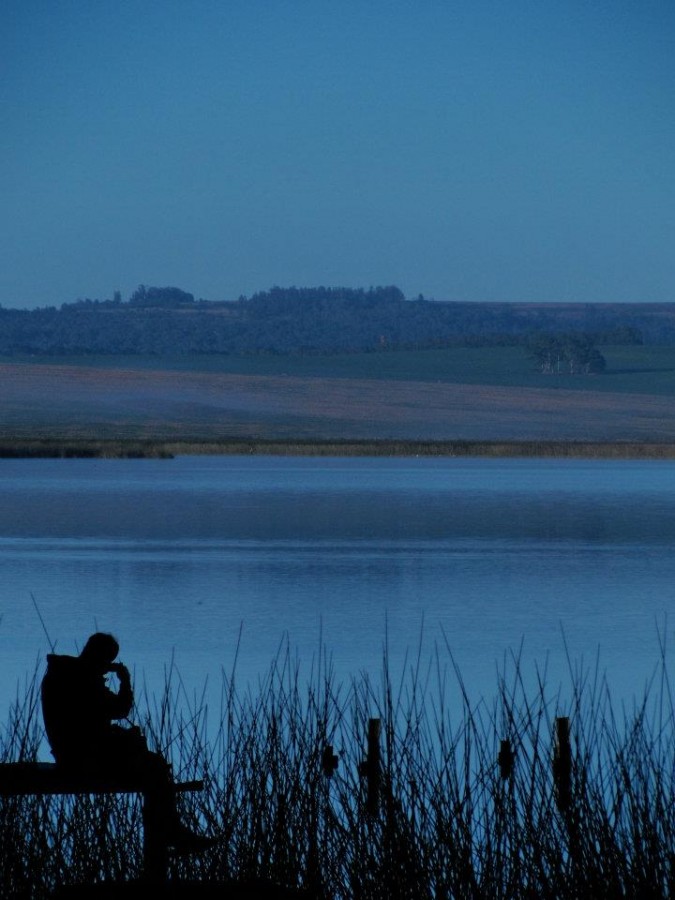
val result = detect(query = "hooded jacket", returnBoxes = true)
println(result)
[41,652,133,764]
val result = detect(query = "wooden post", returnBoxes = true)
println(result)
[498,739,514,780]
[141,795,168,883]
[358,718,381,816]
[553,716,571,813]
[321,744,339,779]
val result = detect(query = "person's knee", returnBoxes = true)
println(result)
[142,749,173,782]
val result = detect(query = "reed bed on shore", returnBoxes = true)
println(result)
[2,634,675,899]
[2,437,675,459]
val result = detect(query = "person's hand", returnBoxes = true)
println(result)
[108,662,130,680]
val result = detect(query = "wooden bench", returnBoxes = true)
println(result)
[0,761,204,884]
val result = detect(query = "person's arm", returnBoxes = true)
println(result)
[104,662,134,719]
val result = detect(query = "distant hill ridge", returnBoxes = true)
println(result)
[1,285,673,355]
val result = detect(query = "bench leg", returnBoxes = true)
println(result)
[142,790,169,883]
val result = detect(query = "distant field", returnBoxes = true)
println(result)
[7,345,675,396]
[2,347,675,445]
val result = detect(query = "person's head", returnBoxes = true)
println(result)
[80,632,119,672]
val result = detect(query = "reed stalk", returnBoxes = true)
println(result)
[2,634,674,898]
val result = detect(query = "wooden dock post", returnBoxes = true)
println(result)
[498,739,514,780]
[553,716,572,813]
[321,744,339,779]
[358,718,381,816]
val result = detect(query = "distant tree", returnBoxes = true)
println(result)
[129,285,194,308]
[528,333,563,374]
[528,332,606,375]
[129,284,147,305]
[562,334,606,374]
[585,347,607,373]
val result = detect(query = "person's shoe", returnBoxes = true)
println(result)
[167,824,217,853]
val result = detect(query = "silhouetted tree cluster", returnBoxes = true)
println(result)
[129,285,195,308]
[244,285,405,311]
[0,285,671,358]
[527,332,607,375]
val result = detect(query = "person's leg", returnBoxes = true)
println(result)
[138,751,180,835]
[139,750,213,852]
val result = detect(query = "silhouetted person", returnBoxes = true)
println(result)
[41,632,212,852]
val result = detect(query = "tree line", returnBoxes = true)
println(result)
[0,284,669,360]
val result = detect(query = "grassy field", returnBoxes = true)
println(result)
[2,346,675,448]
[7,344,675,394]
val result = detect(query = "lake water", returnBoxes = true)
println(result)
[1,455,675,744]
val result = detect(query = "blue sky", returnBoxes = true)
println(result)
[2,0,674,308]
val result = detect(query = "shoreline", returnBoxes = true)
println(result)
[2,438,675,459]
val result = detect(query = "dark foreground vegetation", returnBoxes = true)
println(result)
[3,636,675,898]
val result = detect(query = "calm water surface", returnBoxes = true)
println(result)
[1,455,674,737]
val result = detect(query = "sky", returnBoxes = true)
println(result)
[2,0,674,309]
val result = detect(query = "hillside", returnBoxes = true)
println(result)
[2,287,674,355]
[3,344,675,448]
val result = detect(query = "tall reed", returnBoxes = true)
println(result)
[2,633,674,898]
